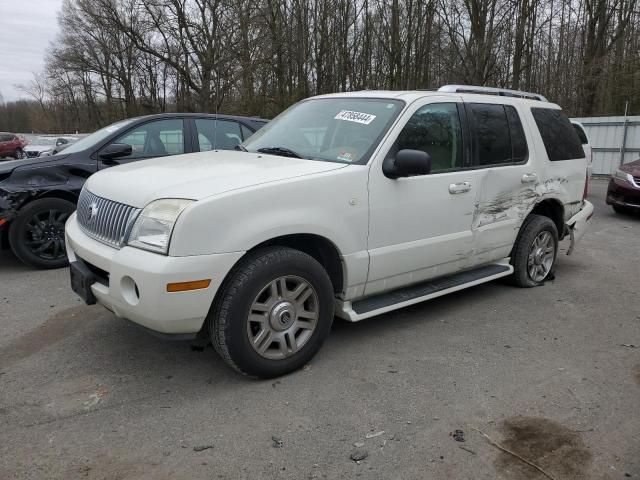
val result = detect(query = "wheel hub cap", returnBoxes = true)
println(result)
[247,275,320,360]
[270,301,296,331]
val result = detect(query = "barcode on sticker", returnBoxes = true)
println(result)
[334,110,376,125]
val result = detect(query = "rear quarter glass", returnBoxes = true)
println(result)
[531,108,585,161]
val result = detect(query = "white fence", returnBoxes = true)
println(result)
[571,115,640,175]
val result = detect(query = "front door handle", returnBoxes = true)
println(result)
[521,173,538,183]
[449,182,471,194]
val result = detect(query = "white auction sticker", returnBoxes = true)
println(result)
[334,110,376,125]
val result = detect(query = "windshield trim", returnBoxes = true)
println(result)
[243,97,406,165]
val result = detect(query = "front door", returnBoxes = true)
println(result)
[366,98,481,296]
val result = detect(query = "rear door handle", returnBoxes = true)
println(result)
[449,182,471,194]
[521,173,538,183]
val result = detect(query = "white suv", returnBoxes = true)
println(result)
[66,86,594,378]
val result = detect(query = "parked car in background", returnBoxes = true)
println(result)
[0,133,27,160]
[0,113,267,269]
[571,121,592,178]
[606,159,640,214]
[65,85,593,378]
[24,136,79,158]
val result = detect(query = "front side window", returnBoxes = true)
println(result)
[395,103,464,172]
[196,119,243,151]
[110,119,184,160]
[531,108,584,161]
[243,98,404,164]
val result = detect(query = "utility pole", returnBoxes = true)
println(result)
[620,100,629,167]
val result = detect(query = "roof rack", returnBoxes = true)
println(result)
[438,85,548,102]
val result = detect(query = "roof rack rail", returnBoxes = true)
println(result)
[438,85,548,102]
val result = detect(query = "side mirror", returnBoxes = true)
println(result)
[99,143,132,161]
[56,138,68,146]
[383,149,432,179]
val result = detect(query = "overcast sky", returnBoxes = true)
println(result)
[0,0,63,102]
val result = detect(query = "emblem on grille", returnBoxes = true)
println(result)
[88,202,99,221]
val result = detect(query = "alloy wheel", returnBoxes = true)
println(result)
[527,230,555,282]
[23,209,70,260]
[247,275,319,360]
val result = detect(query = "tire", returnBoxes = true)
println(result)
[612,205,630,215]
[8,198,75,269]
[210,246,335,378]
[509,214,559,288]
[13,148,26,159]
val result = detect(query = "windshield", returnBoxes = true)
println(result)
[243,98,404,164]
[61,119,134,155]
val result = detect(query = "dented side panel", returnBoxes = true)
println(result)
[468,100,588,265]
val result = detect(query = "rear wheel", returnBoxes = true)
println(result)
[509,214,559,288]
[210,247,334,378]
[8,198,75,269]
[612,205,631,215]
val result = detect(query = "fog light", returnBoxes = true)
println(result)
[121,276,140,305]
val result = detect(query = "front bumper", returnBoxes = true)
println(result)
[606,178,640,208]
[65,213,244,335]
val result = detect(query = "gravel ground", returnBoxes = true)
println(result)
[0,178,638,480]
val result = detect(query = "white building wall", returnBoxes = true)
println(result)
[571,116,640,175]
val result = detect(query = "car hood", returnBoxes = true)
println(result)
[620,159,640,175]
[85,150,349,207]
[0,154,71,175]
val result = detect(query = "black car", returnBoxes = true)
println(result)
[0,113,267,269]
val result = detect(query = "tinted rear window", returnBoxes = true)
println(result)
[505,105,528,162]
[469,103,528,166]
[572,123,588,144]
[531,108,585,161]
[469,103,512,165]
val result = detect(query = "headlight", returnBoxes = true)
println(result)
[127,199,193,254]
[613,169,632,184]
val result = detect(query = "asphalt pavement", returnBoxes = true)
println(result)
[1,178,638,479]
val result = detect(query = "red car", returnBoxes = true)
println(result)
[606,159,640,214]
[0,133,27,159]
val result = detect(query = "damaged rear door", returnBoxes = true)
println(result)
[465,100,538,265]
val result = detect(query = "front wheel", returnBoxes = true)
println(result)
[509,214,559,288]
[8,198,75,269]
[13,148,26,159]
[210,247,334,378]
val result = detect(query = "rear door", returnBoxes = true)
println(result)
[466,100,536,265]
[193,118,244,151]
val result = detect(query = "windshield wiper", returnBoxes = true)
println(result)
[256,146,303,159]
[234,144,248,152]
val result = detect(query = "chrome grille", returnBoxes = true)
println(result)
[76,189,140,248]
[633,176,640,188]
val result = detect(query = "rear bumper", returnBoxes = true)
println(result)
[606,178,640,208]
[566,200,594,255]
